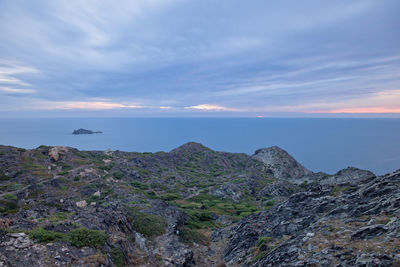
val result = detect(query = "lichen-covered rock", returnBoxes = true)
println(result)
[252,146,312,179]
[48,146,69,161]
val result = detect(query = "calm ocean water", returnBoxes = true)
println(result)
[0,118,399,175]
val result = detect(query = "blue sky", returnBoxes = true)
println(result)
[0,0,399,117]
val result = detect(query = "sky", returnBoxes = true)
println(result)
[0,0,399,117]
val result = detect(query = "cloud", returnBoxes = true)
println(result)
[0,0,399,116]
[0,86,35,94]
[31,100,144,110]
[159,106,172,110]
[185,104,237,111]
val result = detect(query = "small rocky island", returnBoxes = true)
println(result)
[72,128,102,135]
[1,142,400,266]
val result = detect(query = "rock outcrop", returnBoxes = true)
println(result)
[252,146,312,179]
[72,129,102,135]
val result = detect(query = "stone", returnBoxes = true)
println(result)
[48,146,69,161]
[252,146,312,179]
[75,200,87,208]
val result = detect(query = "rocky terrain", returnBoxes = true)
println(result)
[0,142,399,266]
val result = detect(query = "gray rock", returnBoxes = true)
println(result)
[252,146,312,179]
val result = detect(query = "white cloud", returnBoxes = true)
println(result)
[0,86,35,94]
[185,104,237,111]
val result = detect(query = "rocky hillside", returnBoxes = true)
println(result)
[0,143,399,266]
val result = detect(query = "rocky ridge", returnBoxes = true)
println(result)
[0,143,399,266]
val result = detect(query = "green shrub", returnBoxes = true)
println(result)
[3,194,17,200]
[73,176,80,181]
[0,173,10,181]
[21,157,44,171]
[98,163,114,171]
[264,200,275,209]
[178,226,209,245]
[113,171,124,180]
[128,209,167,238]
[67,228,108,247]
[10,183,24,191]
[0,199,18,213]
[61,164,73,171]
[131,181,149,190]
[331,185,341,196]
[111,247,124,267]
[29,227,64,242]
[160,193,180,201]
[257,236,274,251]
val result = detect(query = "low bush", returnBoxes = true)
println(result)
[68,228,108,248]
[110,247,124,267]
[9,183,24,191]
[178,226,209,245]
[29,227,64,242]
[128,208,167,238]
[160,193,180,201]
[3,194,17,200]
[131,181,149,190]
[0,173,10,181]
[113,171,124,180]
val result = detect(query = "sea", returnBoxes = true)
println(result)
[0,117,399,176]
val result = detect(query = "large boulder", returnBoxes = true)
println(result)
[252,146,312,179]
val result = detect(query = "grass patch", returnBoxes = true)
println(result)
[98,163,114,171]
[3,193,17,200]
[160,193,181,201]
[127,208,167,238]
[331,185,351,197]
[29,227,64,242]
[131,181,149,190]
[178,226,209,245]
[29,227,108,248]
[21,157,45,171]
[9,183,24,191]
[113,171,124,180]
[110,247,124,267]
[0,173,11,181]
[68,228,108,247]
[48,212,73,223]
[174,193,259,229]
[0,199,19,213]
[251,236,275,263]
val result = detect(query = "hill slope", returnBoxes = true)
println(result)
[0,143,398,266]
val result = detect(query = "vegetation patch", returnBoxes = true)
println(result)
[0,199,19,213]
[113,171,124,180]
[178,226,209,245]
[3,194,17,200]
[29,227,64,242]
[68,228,108,248]
[0,172,11,181]
[127,208,167,238]
[21,157,45,171]
[131,181,149,190]
[48,212,74,223]
[110,247,124,267]
[251,236,275,263]
[9,183,24,191]
[29,227,108,248]
[160,193,181,201]
[173,193,259,229]
[331,185,351,197]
